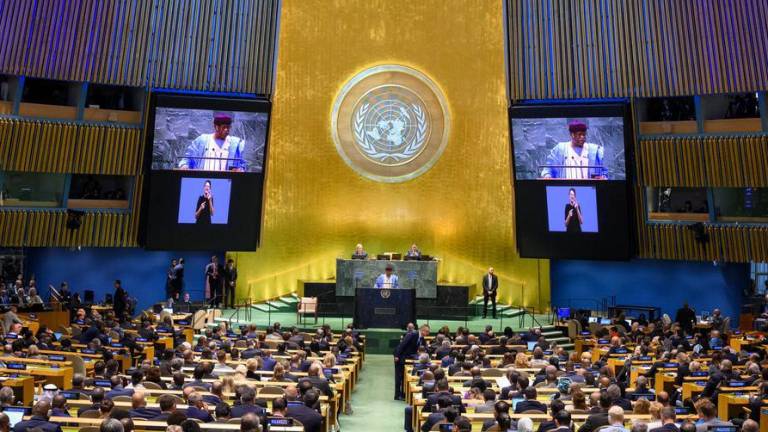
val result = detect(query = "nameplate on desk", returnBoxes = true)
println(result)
[6,363,26,370]
[110,343,124,348]
[48,355,65,361]
[614,348,628,354]
[61,391,80,399]
[82,349,96,354]
[580,331,591,336]
[323,368,339,375]
[287,401,304,408]
[637,356,652,361]
[675,407,691,415]
[28,314,37,319]
[374,308,396,315]
[136,338,148,342]
[94,379,112,387]
[543,350,553,355]
[711,346,723,350]
[691,371,708,377]
[5,333,18,339]
[597,339,610,344]
[177,320,190,325]
[267,417,293,427]
[727,381,747,387]
[695,381,707,386]
[662,362,679,368]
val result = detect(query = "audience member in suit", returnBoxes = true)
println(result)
[298,363,334,399]
[285,387,323,432]
[105,375,134,399]
[12,401,62,432]
[474,389,498,414]
[700,359,739,399]
[185,392,214,422]
[650,407,680,432]
[421,399,456,432]
[481,401,513,432]
[393,324,429,400]
[537,399,566,432]
[551,411,573,432]
[50,395,71,417]
[113,279,128,322]
[182,365,211,391]
[423,378,464,413]
[577,392,611,432]
[607,384,632,411]
[230,386,266,418]
[150,394,178,422]
[129,391,161,419]
[514,387,547,414]
[77,387,105,416]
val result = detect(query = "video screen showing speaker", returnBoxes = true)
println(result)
[510,103,633,260]
[143,93,270,251]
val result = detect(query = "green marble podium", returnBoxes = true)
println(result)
[335,258,438,298]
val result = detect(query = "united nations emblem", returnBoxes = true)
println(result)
[380,289,391,299]
[332,65,450,183]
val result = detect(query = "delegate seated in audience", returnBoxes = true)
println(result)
[230,386,266,418]
[578,392,611,432]
[151,394,178,422]
[298,363,334,398]
[423,378,463,413]
[538,399,566,432]
[285,385,322,432]
[13,401,62,432]
[79,387,106,416]
[421,399,457,432]
[129,390,161,419]
[515,386,547,413]
[649,407,679,432]
[185,392,213,422]
[474,388,497,413]
[693,399,731,432]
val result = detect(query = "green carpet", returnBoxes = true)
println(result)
[339,354,405,432]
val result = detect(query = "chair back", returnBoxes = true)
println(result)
[259,386,286,396]
[192,310,207,330]
[112,395,132,402]
[141,381,162,390]
[64,353,86,376]
[79,427,100,432]
[227,418,243,424]
[480,368,505,377]
[79,410,101,418]
[298,297,318,313]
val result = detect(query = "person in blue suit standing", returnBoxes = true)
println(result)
[393,324,429,400]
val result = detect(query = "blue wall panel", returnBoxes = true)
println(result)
[26,248,221,312]
[551,259,749,326]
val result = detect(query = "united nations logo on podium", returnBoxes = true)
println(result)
[380,288,391,299]
[332,65,450,183]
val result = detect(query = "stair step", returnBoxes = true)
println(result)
[251,304,272,312]
[278,296,299,305]
[547,337,571,344]
[500,308,524,317]
[542,331,561,337]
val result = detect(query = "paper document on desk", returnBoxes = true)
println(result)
[496,377,511,388]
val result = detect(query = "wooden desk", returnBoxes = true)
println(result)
[682,381,706,401]
[0,365,73,389]
[760,408,768,432]
[0,375,34,406]
[718,392,751,421]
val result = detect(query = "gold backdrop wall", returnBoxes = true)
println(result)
[231,0,550,310]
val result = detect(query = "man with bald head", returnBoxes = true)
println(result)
[129,391,160,419]
[51,394,71,417]
[13,400,62,432]
[298,362,334,398]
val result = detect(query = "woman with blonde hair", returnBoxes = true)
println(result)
[221,376,236,394]
[643,401,664,430]
[271,362,292,383]
[322,353,336,369]
[245,358,262,380]
[633,397,651,415]
[233,364,247,381]
[514,352,530,368]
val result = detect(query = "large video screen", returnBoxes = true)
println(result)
[510,103,633,260]
[142,93,270,251]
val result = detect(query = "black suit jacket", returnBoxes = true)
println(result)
[577,411,609,432]
[286,405,323,432]
[12,416,62,432]
[482,274,498,296]
[514,399,547,413]
[394,331,423,362]
[423,391,463,413]
[650,424,680,432]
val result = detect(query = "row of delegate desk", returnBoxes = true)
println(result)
[401,336,768,432]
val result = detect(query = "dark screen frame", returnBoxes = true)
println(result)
[509,102,635,260]
[139,91,271,251]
